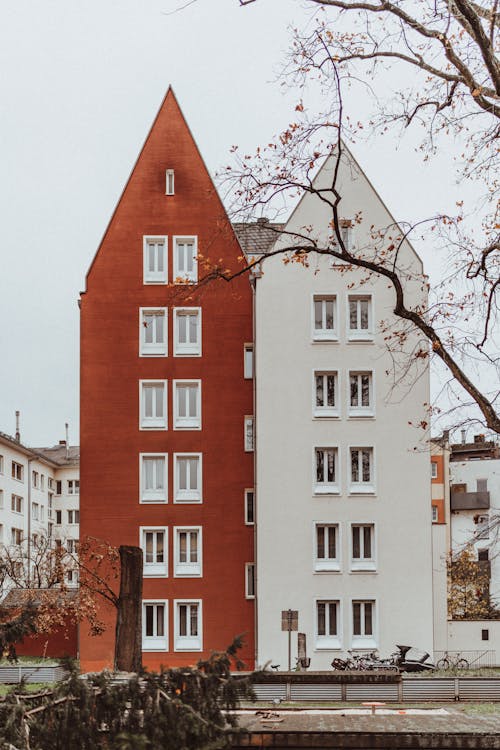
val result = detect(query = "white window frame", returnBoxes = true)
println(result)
[348,371,375,418]
[313,370,339,418]
[314,447,339,495]
[432,505,438,522]
[12,462,24,482]
[330,222,353,252]
[139,380,168,430]
[245,563,256,599]
[244,416,254,452]
[32,503,39,521]
[143,235,168,284]
[173,235,198,283]
[11,494,23,514]
[140,527,168,577]
[431,462,438,479]
[351,598,377,649]
[315,599,342,650]
[312,295,338,342]
[0,454,3,473]
[347,294,373,340]
[173,380,202,430]
[174,526,202,577]
[165,169,175,195]
[68,480,80,495]
[174,453,202,503]
[173,308,202,357]
[68,509,80,524]
[244,344,254,379]
[142,600,168,651]
[314,523,340,572]
[139,308,168,357]
[0,489,3,510]
[244,489,255,526]
[32,471,39,489]
[139,453,168,504]
[174,599,202,651]
[350,523,376,571]
[349,447,375,494]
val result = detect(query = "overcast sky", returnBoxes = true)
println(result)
[0,0,478,446]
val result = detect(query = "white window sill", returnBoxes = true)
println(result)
[348,410,374,418]
[349,485,375,495]
[140,423,168,431]
[140,496,168,504]
[314,563,341,573]
[314,485,340,496]
[315,637,342,650]
[140,350,168,357]
[174,494,202,504]
[142,639,168,652]
[174,565,202,577]
[312,336,339,343]
[175,637,202,651]
[143,278,168,286]
[313,410,340,419]
[174,348,201,357]
[350,562,377,572]
[347,333,373,342]
[173,276,198,285]
[174,421,201,430]
[143,566,168,578]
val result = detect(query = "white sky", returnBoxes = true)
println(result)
[0,0,479,446]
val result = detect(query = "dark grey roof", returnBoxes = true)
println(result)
[233,220,284,256]
[33,444,80,466]
[1,588,79,608]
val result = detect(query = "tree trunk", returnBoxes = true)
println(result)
[114,545,143,672]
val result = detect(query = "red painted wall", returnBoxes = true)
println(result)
[80,89,254,672]
[14,622,78,659]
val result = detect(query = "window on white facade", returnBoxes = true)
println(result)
[244,416,254,452]
[140,309,167,356]
[68,510,79,524]
[245,563,255,599]
[55,480,62,495]
[350,448,374,493]
[352,600,376,646]
[349,372,374,416]
[0,454,3,473]
[174,454,202,503]
[331,222,352,250]
[140,454,168,503]
[175,601,202,651]
[32,471,39,489]
[40,475,45,491]
[68,480,79,495]
[314,448,338,494]
[32,503,39,521]
[141,528,168,577]
[165,169,175,195]
[11,528,23,545]
[48,493,53,519]
[315,524,339,571]
[143,601,168,651]
[66,569,79,586]
[55,510,62,525]
[351,524,375,570]
[316,600,341,649]
[11,462,23,481]
[314,372,338,417]
[140,381,167,429]
[244,344,254,379]
[40,506,44,522]
[0,490,3,510]
[174,527,202,577]
[174,381,201,429]
[313,296,337,341]
[245,489,255,525]
[174,237,197,283]
[11,494,23,513]
[173,308,201,356]
[431,462,438,479]
[66,539,78,554]
[143,236,167,284]
[348,295,373,339]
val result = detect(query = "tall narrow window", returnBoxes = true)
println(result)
[314,448,338,494]
[352,600,376,645]
[174,308,201,356]
[174,454,202,503]
[143,601,168,651]
[314,372,338,417]
[141,528,168,576]
[244,416,254,452]
[174,527,202,576]
[68,480,79,495]
[313,296,337,340]
[245,563,256,598]
[0,454,3,473]
[351,524,375,570]
[349,372,374,416]
[165,169,175,195]
[140,454,167,503]
[11,494,23,513]
[244,344,254,379]
[32,503,39,520]
[143,236,168,284]
[175,601,202,651]
[140,309,167,356]
[348,295,372,339]
[0,490,3,510]
[431,461,438,479]
[140,381,167,429]
[316,600,341,649]
[315,524,340,571]
[12,462,24,481]
[174,236,197,283]
[174,381,201,429]
[350,448,374,493]
[245,489,255,525]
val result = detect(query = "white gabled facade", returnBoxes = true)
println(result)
[253,150,434,668]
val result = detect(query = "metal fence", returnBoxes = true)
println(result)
[0,665,67,684]
[434,650,496,668]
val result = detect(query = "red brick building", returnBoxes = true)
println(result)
[80,89,255,672]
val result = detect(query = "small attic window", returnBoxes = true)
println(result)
[166,170,175,195]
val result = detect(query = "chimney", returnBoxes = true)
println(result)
[461,429,466,444]
[65,422,69,459]
[257,217,268,225]
[15,411,20,442]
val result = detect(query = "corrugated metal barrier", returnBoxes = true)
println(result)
[0,665,67,684]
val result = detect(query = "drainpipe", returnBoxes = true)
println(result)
[27,457,33,588]
[251,272,258,669]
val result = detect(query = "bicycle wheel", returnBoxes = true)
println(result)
[436,658,449,670]
[456,658,469,670]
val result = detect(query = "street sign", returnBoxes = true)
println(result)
[281,609,298,632]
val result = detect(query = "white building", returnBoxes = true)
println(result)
[240,149,434,669]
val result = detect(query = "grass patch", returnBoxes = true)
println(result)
[0,683,53,697]
[0,657,61,666]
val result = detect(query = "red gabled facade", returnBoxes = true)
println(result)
[80,89,255,671]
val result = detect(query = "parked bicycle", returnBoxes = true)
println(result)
[436,652,469,671]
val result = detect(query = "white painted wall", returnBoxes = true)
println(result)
[446,620,500,665]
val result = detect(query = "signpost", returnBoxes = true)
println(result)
[281,609,298,671]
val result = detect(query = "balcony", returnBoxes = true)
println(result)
[450,491,490,511]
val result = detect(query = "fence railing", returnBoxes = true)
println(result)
[434,650,496,668]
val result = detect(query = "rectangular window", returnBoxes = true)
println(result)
[331,222,352,250]
[174,454,202,503]
[245,489,255,525]
[314,448,338,494]
[66,539,78,554]
[432,505,438,522]
[55,510,62,524]
[350,448,374,493]
[140,454,168,503]
[141,528,168,577]
[0,454,3,473]
[245,563,255,598]
[313,295,337,341]
[477,478,488,492]
[32,503,39,521]
[11,528,23,545]
[244,344,254,379]
[349,371,374,416]
[0,490,3,509]
[143,236,167,284]
[173,308,201,356]
[140,380,167,429]
[32,471,39,489]
[431,462,438,479]
[351,524,375,570]
[174,381,201,429]
[11,494,23,513]
[352,600,376,645]
[314,371,338,417]
[315,524,340,571]
[12,462,24,481]
[174,527,202,577]
[143,601,168,651]
[175,600,202,651]
[68,480,80,495]
[348,295,373,339]
[244,416,254,452]
[165,169,175,195]
[68,510,80,524]
[48,493,53,519]
[316,600,341,649]
[140,308,167,356]
[174,236,197,283]
[55,480,62,495]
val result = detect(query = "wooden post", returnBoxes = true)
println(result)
[115,545,143,672]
